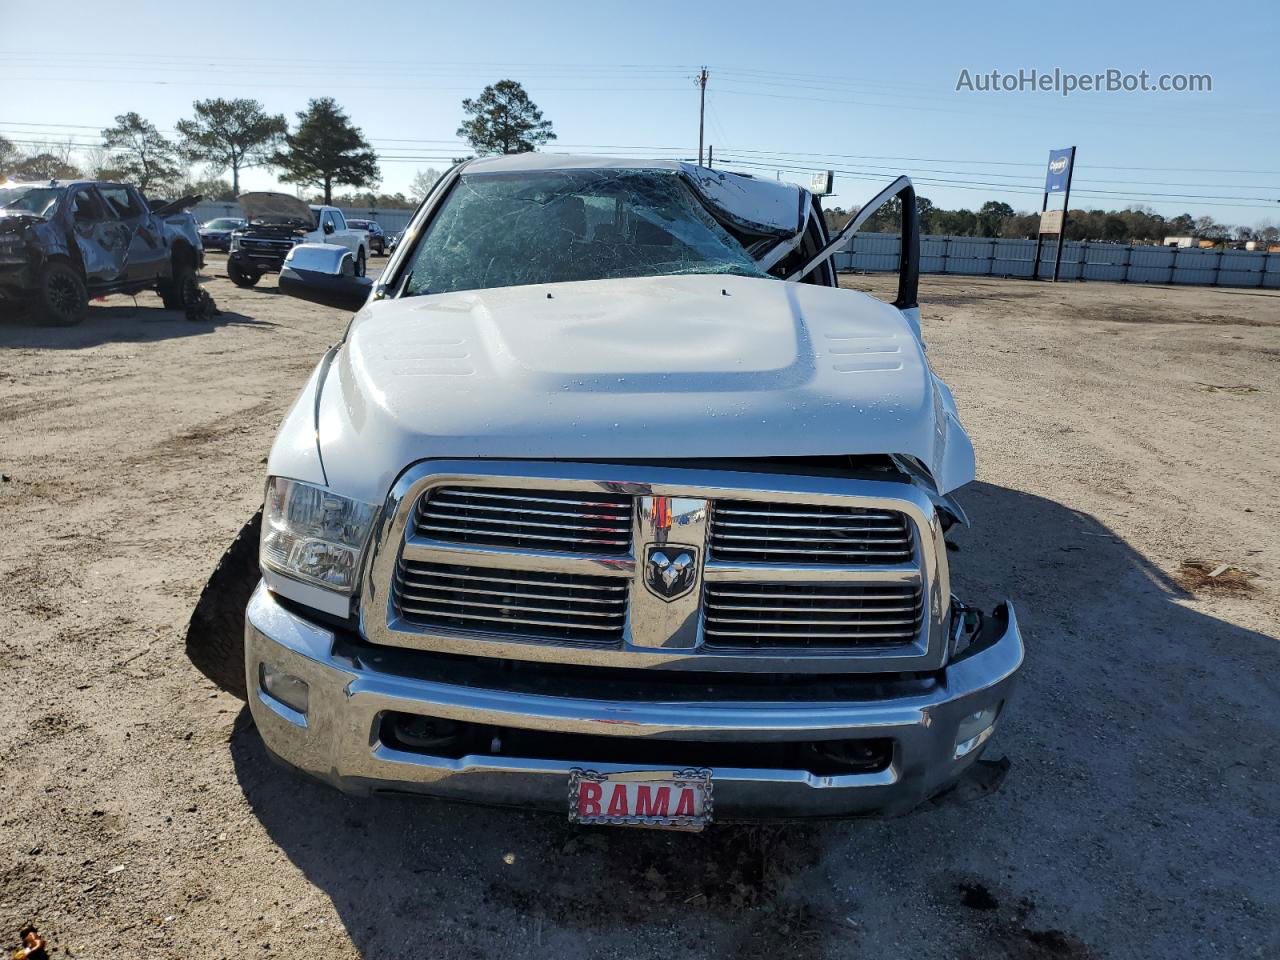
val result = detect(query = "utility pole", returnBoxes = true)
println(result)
[697,67,708,166]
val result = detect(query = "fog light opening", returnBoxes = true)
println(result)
[259,662,310,715]
[954,702,1002,760]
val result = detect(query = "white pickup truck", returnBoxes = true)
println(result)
[188,154,1023,830]
[226,192,367,288]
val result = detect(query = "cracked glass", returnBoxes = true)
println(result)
[402,168,769,297]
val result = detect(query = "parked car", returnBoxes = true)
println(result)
[346,218,386,255]
[198,216,245,252]
[226,193,367,288]
[188,155,1022,829]
[0,180,203,325]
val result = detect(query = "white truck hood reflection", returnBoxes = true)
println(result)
[315,273,975,502]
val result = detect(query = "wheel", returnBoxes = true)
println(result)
[376,241,385,256]
[227,259,261,288]
[184,508,262,700]
[354,248,367,277]
[34,260,88,326]
[159,260,197,310]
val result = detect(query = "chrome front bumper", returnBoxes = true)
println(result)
[244,583,1024,819]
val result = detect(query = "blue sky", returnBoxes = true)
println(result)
[2,0,1276,226]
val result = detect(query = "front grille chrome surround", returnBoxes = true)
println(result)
[361,461,949,674]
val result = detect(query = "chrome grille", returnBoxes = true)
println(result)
[709,500,913,565]
[241,237,292,253]
[394,560,627,644]
[415,486,633,554]
[703,582,923,649]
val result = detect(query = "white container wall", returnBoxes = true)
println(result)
[831,234,1280,290]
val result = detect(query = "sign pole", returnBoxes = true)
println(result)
[697,67,708,167]
[1052,146,1077,282]
[1031,188,1049,280]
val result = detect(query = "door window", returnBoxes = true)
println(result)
[331,209,347,230]
[99,186,145,220]
[70,189,108,223]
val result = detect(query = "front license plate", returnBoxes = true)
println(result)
[568,768,713,832]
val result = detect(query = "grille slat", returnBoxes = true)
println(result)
[421,510,630,532]
[398,579,625,606]
[416,485,633,554]
[394,560,627,644]
[713,508,901,521]
[710,499,913,565]
[398,592,626,619]
[702,582,923,649]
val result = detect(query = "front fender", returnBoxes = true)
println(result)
[266,346,338,487]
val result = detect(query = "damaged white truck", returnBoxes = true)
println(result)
[187,154,1023,829]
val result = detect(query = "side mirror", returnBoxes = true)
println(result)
[278,243,372,311]
[323,221,335,235]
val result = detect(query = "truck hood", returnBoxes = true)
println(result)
[237,191,314,226]
[310,273,975,502]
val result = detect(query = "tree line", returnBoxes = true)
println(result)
[0,80,558,208]
[824,197,1279,246]
[0,97,383,205]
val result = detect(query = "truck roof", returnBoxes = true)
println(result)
[461,153,809,238]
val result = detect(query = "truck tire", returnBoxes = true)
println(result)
[227,260,261,288]
[355,248,367,277]
[184,508,262,700]
[34,260,89,326]
[159,260,197,310]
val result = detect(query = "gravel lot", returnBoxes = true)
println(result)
[1,258,1277,959]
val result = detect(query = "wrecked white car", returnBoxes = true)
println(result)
[188,154,1023,827]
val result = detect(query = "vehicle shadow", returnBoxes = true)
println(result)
[228,481,1279,959]
[0,301,276,349]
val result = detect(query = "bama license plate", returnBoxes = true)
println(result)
[568,768,713,832]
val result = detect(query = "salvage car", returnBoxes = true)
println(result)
[198,216,245,252]
[346,218,386,255]
[227,193,368,288]
[0,180,203,325]
[188,154,1023,829]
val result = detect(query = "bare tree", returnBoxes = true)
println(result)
[409,167,442,202]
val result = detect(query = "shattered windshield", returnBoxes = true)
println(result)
[402,168,768,297]
[0,186,64,218]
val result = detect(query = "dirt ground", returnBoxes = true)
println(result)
[1,259,1277,959]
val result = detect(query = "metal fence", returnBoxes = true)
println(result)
[831,234,1280,289]
[191,200,417,234]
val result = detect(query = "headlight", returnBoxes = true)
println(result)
[260,478,378,593]
[229,235,241,252]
